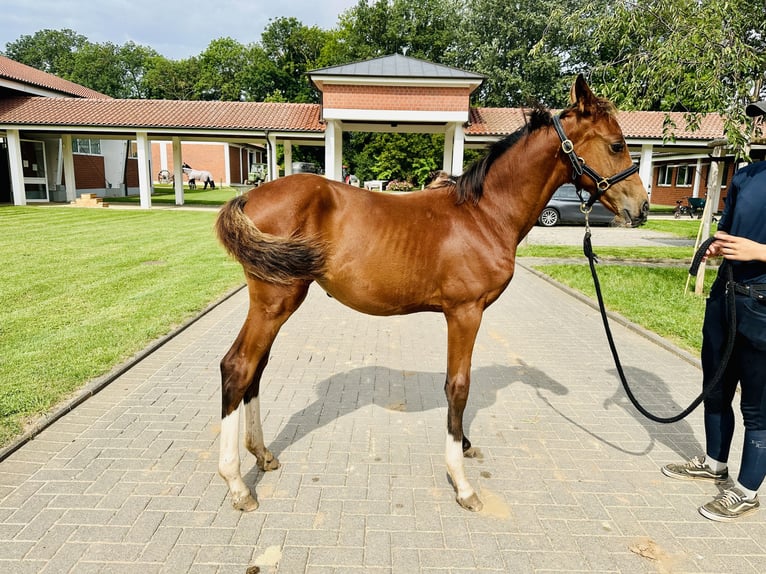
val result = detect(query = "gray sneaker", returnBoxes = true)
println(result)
[699,487,760,522]
[661,456,728,483]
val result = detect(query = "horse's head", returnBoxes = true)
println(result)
[556,75,649,227]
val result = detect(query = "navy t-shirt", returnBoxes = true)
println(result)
[717,161,766,284]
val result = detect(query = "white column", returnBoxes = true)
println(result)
[451,123,465,176]
[443,124,456,174]
[172,137,184,206]
[223,142,231,185]
[693,157,702,198]
[324,120,343,181]
[267,133,278,181]
[136,131,152,209]
[159,141,168,171]
[639,144,654,200]
[284,141,293,176]
[61,134,77,202]
[6,129,26,206]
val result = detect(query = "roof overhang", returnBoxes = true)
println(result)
[311,74,483,93]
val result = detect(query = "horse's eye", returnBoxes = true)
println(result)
[610,142,625,153]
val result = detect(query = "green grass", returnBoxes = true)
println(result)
[521,216,720,354]
[643,218,713,240]
[0,206,244,446]
[517,244,695,260]
[107,184,241,205]
[531,264,714,353]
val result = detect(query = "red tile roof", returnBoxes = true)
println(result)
[0,97,324,132]
[467,107,726,141]
[0,55,110,99]
[0,95,725,142]
[616,110,726,140]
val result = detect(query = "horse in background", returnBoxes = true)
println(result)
[182,162,216,189]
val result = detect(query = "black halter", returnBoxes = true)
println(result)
[552,113,639,208]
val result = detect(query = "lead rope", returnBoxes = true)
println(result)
[583,216,736,423]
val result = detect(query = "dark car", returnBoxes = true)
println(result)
[536,184,616,227]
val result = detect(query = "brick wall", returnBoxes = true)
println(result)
[322,85,470,111]
[649,160,734,211]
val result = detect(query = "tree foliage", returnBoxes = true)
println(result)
[551,0,766,153]
[4,0,765,169]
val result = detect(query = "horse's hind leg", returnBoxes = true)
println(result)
[444,305,484,512]
[243,353,279,471]
[218,280,310,511]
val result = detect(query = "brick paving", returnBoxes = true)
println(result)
[1,224,765,573]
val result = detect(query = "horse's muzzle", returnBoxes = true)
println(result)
[624,200,650,227]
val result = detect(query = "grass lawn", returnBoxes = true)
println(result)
[0,206,244,447]
[529,264,714,353]
[520,217,719,354]
[107,183,242,205]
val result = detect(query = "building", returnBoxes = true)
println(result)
[2,52,757,210]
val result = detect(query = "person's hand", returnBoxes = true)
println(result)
[709,231,766,262]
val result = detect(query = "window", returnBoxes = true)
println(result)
[676,165,694,187]
[657,165,673,186]
[73,139,102,155]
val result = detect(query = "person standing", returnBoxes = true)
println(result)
[661,99,766,522]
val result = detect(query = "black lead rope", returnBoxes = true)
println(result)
[584,229,737,423]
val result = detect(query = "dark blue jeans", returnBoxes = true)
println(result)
[702,284,766,491]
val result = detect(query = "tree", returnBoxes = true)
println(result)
[66,42,125,97]
[260,17,335,102]
[118,42,161,99]
[554,0,766,154]
[348,132,445,186]
[196,38,251,101]
[143,56,202,100]
[332,0,463,64]
[3,29,87,77]
[453,0,574,107]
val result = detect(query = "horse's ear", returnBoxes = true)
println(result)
[569,74,597,114]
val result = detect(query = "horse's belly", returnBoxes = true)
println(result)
[316,275,441,316]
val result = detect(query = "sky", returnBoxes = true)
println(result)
[2,0,360,61]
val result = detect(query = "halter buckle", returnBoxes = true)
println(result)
[561,139,574,154]
[597,179,611,192]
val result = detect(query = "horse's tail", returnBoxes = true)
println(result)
[215,194,325,285]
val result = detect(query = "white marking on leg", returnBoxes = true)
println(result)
[218,406,250,502]
[445,434,475,501]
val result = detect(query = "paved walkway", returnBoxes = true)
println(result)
[1,225,764,573]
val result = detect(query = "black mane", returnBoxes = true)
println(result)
[453,105,554,205]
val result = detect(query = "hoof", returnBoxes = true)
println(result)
[256,450,280,472]
[232,493,259,512]
[457,493,483,512]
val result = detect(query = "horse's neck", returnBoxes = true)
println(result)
[483,127,571,228]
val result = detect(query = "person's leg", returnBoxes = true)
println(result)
[701,293,739,466]
[661,306,737,482]
[735,334,766,494]
[698,325,765,521]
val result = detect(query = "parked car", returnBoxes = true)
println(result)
[537,184,616,227]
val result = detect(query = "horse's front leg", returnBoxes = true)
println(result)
[444,305,484,512]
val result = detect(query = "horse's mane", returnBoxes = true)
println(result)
[452,97,615,205]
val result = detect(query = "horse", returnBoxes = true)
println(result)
[214,75,649,513]
[182,163,215,189]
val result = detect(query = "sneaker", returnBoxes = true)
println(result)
[699,488,760,522]
[661,456,728,483]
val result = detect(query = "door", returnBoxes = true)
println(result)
[21,140,49,201]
